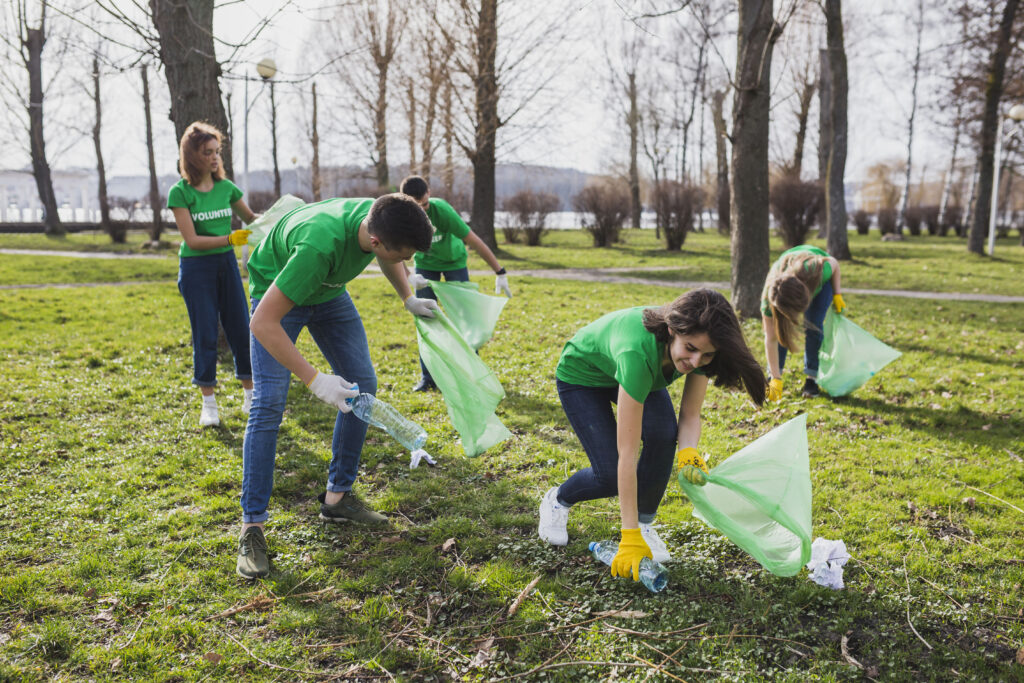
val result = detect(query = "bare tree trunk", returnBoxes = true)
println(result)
[963,162,978,235]
[628,71,641,229]
[442,79,454,193]
[824,0,850,260]
[697,73,706,231]
[730,0,778,318]
[969,0,1019,254]
[406,77,417,174]
[711,90,730,236]
[470,0,499,248]
[311,82,321,202]
[141,65,163,241]
[818,48,830,185]
[270,80,281,197]
[896,0,924,235]
[791,80,815,179]
[938,119,961,227]
[22,6,62,236]
[91,54,114,240]
[374,56,390,189]
[150,0,233,178]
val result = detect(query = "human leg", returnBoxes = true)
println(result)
[179,255,223,424]
[214,251,255,408]
[554,381,621,505]
[635,389,677,522]
[802,280,833,379]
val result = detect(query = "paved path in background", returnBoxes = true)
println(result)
[0,249,1022,302]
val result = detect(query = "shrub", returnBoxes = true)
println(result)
[769,178,822,248]
[502,190,560,246]
[904,206,923,236]
[247,190,278,213]
[573,178,630,247]
[940,206,963,237]
[850,209,872,235]
[651,180,704,250]
[877,207,897,235]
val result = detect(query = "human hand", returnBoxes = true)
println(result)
[228,229,251,246]
[676,447,709,486]
[610,528,653,581]
[306,371,358,412]
[767,378,784,402]
[495,272,511,297]
[404,296,438,318]
[832,293,846,314]
[408,272,430,290]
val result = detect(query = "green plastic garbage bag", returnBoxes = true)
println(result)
[246,194,305,245]
[415,309,512,457]
[817,310,901,397]
[678,414,812,577]
[429,280,508,350]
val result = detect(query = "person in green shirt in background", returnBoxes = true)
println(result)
[537,289,766,585]
[168,121,257,428]
[761,245,846,400]
[399,175,511,392]
[236,194,437,580]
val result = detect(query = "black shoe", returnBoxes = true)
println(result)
[413,378,437,392]
[801,378,820,398]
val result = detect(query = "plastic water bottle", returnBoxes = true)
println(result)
[589,541,668,593]
[348,392,427,451]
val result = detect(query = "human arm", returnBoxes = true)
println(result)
[762,314,783,386]
[249,284,356,409]
[827,257,845,312]
[609,386,653,581]
[464,230,510,296]
[379,257,437,317]
[676,373,710,484]
[171,207,249,251]
[232,198,258,225]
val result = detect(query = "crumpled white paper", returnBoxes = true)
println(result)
[409,448,437,469]
[806,538,850,589]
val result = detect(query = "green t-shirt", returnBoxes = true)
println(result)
[247,198,375,306]
[413,198,470,271]
[556,307,703,403]
[166,178,243,258]
[760,245,834,317]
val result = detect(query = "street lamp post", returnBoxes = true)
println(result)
[242,58,276,267]
[988,103,1024,256]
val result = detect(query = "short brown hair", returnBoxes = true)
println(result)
[643,288,767,406]
[366,193,433,252]
[178,121,225,187]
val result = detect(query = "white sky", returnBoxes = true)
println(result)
[2,0,963,187]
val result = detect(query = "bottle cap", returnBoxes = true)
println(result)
[588,541,597,551]
[345,382,359,405]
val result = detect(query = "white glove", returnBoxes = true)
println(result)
[495,273,511,297]
[404,296,438,318]
[408,272,430,290]
[307,371,358,412]
[409,448,437,469]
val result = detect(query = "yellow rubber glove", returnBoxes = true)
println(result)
[610,528,652,581]
[767,377,784,402]
[676,447,709,485]
[832,293,846,314]
[228,229,252,246]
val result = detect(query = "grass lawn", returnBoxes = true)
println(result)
[0,232,1022,680]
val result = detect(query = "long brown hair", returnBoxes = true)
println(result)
[764,252,823,352]
[178,121,225,187]
[643,288,767,406]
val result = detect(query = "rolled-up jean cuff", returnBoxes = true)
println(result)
[805,369,818,379]
[192,380,217,388]
[638,513,656,525]
[243,511,269,524]
[236,373,253,381]
[326,480,351,493]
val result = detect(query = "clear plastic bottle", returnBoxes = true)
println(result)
[589,540,668,593]
[348,392,427,451]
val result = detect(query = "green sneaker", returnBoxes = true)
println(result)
[236,526,269,579]
[318,491,387,524]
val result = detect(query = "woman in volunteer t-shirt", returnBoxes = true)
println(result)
[761,245,845,401]
[168,121,257,427]
[537,288,766,585]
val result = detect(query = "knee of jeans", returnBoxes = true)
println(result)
[354,372,377,396]
[644,421,677,449]
[592,472,619,497]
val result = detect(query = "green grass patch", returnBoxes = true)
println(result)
[0,239,1022,680]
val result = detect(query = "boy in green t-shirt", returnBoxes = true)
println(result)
[399,175,511,392]
[236,194,436,580]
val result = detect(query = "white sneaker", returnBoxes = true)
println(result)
[199,403,220,427]
[538,487,570,546]
[242,391,252,414]
[640,523,673,564]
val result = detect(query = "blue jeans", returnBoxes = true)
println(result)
[778,279,833,378]
[177,250,252,386]
[240,292,377,523]
[415,266,469,382]
[554,380,677,523]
